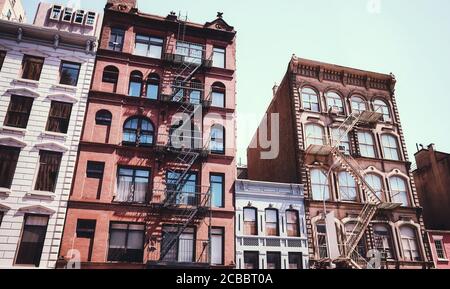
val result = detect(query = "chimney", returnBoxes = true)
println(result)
[428,143,436,151]
[272,83,279,97]
[106,0,137,12]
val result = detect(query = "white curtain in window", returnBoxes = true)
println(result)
[211,229,223,265]
[117,175,132,202]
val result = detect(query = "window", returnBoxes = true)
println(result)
[74,10,85,24]
[116,167,150,203]
[0,146,20,189]
[50,5,62,20]
[161,225,195,262]
[365,174,384,200]
[288,253,303,269]
[0,51,6,70]
[109,28,125,51]
[86,161,105,179]
[211,227,224,265]
[301,87,320,112]
[166,171,198,206]
[76,219,96,238]
[95,110,112,125]
[373,224,394,260]
[331,128,350,155]
[0,212,3,227]
[146,74,160,100]
[210,124,225,154]
[311,169,330,201]
[62,8,73,22]
[6,9,11,20]
[108,223,145,263]
[327,92,344,114]
[345,222,367,257]
[86,12,96,26]
[358,131,376,158]
[243,252,259,269]
[210,174,224,208]
[15,215,49,267]
[135,35,163,59]
[128,71,143,97]
[286,210,300,237]
[381,134,400,161]
[102,66,119,91]
[123,117,154,146]
[317,223,328,259]
[305,124,324,147]
[176,41,203,64]
[373,99,391,122]
[434,239,447,260]
[34,151,63,192]
[4,95,34,129]
[45,101,73,134]
[338,171,357,201]
[351,96,367,114]
[267,252,281,269]
[188,79,202,105]
[389,176,409,206]
[400,226,421,262]
[212,47,225,68]
[243,207,257,236]
[265,209,279,236]
[21,55,44,81]
[59,61,81,86]
[211,82,225,108]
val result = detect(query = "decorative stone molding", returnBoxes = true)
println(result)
[17,205,55,215]
[0,136,27,148]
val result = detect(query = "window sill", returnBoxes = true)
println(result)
[0,126,27,135]
[437,259,449,262]
[26,190,56,199]
[52,83,77,92]
[41,131,68,139]
[13,78,39,86]
[0,187,12,196]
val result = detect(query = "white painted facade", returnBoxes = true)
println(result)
[0,19,97,268]
[0,0,26,23]
[235,179,309,269]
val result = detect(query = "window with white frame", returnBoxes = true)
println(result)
[373,99,391,122]
[62,7,73,22]
[400,226,421,262]
[326,92,344,114]
[389,176,409,207]
[301,88,320,112]
[358,131,376,158]
[331,128,350,155]
[381,134,400,161]
[50,5,62,20]
[305,124,325,148]
[351,96,367,114]
[210,227,224,265]
[373,224,395,260]
[135,35,164,59]
[74,10,85,24]
[434,239,447,260]
[86,12,96,26]
[311,169,330,201]
[338,171,357,201]
[364,174,384,201]
[316,223,328,259]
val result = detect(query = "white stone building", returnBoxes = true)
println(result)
[0,5,99,268]
[235,179,309,269]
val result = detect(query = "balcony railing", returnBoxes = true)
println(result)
[148,238,210,266]
[155,130,211,155]
[151,183,211,208]
[163,40,212,68]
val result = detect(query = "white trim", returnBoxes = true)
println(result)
[17,205,55,215]
[0,126,27,135]
[5,87,40,98]
[0,203,11,211]
[46,93,78,104]
[0,188,12,197]
[41,131,68,139]
[34,141,68,152]
[0,136,27,148]
[11,79,40,87]
[57,55,87,64]
[26,190,56,199]
[18,48,51,58]
[51,83,77,92]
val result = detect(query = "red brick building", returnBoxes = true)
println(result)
[58,0,236,269]
[248,56,432,269]
[413,145,450,269]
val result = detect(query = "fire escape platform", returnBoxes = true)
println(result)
[358,111,383,124]
[377,202,402,210]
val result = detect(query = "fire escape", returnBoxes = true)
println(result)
[149,16,213,267]
[305,111,401,269]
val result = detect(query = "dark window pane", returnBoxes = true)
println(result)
[21,55,44,81]
[95,110,112,125]
[86,161,104,179]
[210,174,224,208]
[244,208,257,236]
[288,253,303,269]
[0,146,20,189]
[15,215,49,266]
[0,51,5,71]
[286,210,300,237]
[60,61,81,86]
[102,66,119,83]
[267,252,281,269]
[244,251,259,269]
[122,117,154,146]
[109,28,125,51]
[108,223,144,263]
[166,171,197,206]
[34,151,63,192]
[4,95,34,128]
[265,209,279,236]
[45,101,72,134]
[76,219,96,238]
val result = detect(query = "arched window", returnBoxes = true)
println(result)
[128,71,143,97]
[365,173,384,201]
[373,224,395,260]
[381,134,400,161]
[211,82,225,108]
[265,209,279,236]
[400,226,421,261]
[146,73,160,100]
[189,79,202,105]
[373,99,391,122]
[243,207,258,236]
[345,222,367,257]
[331,128,350,155]
[123,117,154,146]
[389,176,409,206]
[311,169,330,201]
[358,131,376,158]
[351,96,367,114]
[338,171,357,201]
[326,92,344,114]
[102,66,119,84]
[95,110,112,125]
[305,124,325,147]
[301,87,320,112]
[210,124,225,154]
[286,210,300,237]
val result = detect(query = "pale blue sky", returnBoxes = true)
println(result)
[23,0,450,164]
